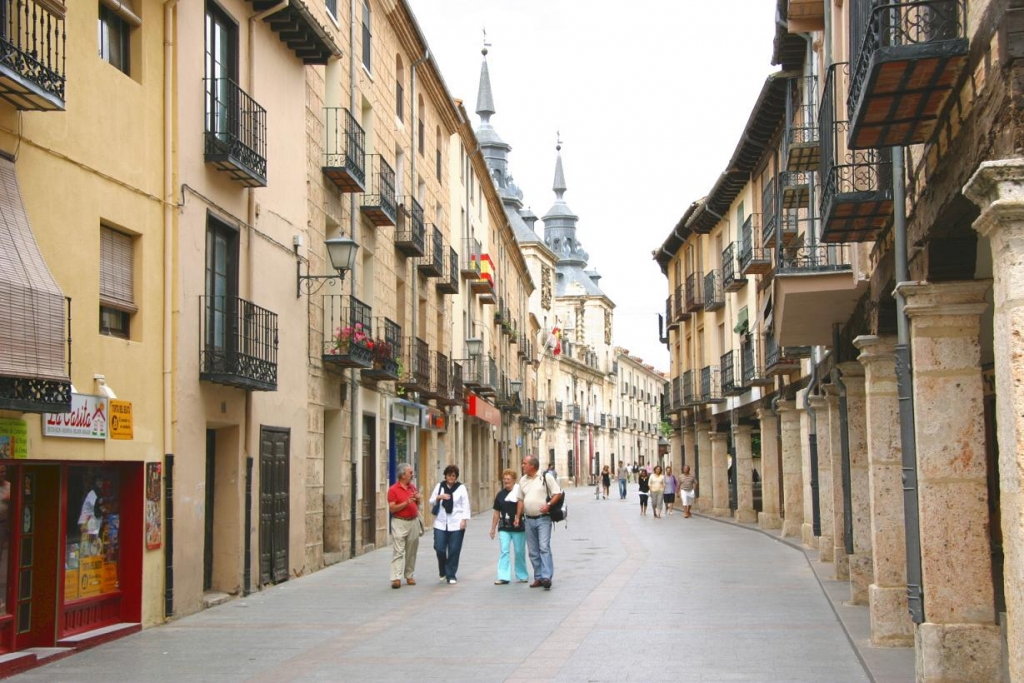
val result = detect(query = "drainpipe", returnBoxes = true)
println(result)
[831,362,854,556]
[349,0,360,559]
[804,350,821,537]
[162,0,180,620]
[893,146,924,623]
[409,50,429,474]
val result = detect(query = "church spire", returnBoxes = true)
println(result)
[475,31,495,123]
[552,131,567,198]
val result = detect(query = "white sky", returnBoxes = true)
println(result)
[407,1,778,373]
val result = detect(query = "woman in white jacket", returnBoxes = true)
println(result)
[429,464,471,584]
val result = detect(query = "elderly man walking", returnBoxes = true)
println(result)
[616,460,629,499]
[386,462,421,588]
[515,455,562,591]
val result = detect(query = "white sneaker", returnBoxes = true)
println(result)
[439,576,447,583]
[447,578,457,584]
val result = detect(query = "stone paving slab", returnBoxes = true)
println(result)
[10,487,900,682]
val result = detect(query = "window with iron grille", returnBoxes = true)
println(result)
[100,225,136,338]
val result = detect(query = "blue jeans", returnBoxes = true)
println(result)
[618,479,627,499]
[433,527,465,580]
[497,530,529,582]
[524,516,553,582]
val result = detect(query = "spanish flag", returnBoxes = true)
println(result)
[547,326,562,356]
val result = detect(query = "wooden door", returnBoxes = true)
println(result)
[259,428,289,585]
[13,466,59,649]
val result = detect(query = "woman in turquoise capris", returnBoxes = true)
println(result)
[488,468,529,584]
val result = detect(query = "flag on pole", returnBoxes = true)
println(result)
[546,326,562,356]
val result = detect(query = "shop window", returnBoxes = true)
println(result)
[65,467,121,600]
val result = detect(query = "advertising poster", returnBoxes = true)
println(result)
[145,462,162,550]
[44,394,108,439]
[0,419,28,458]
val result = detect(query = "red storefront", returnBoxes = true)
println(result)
[0,461,143,654]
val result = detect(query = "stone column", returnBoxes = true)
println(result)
[807,394,834,562]
[897,281,1000,682]
[757,408,782,530]
[799,396,817,548]
[822,385,848,579]
[682,427,696,472]
[734,425,757,523]
[855,334,912,647]
[710,432,731,517]
[965,160,1024,682]
[777,399,803,539]
[840,361,871,605]
[696,422,713,512]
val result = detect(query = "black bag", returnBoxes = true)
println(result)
[430,482,442,516]
[543,474,567,523]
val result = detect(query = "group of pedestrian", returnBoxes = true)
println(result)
[628,462,698,518]
[385,455,563,591]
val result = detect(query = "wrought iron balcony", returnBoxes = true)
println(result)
[741,335,773,387]
[682,370,697,406]
[703,271,724,312]
[670,376,683,412]
[0,0,65,111]
[360,155,397,226]
[204,78,267,187]
[567,404,581,423]
[437,247,459,295]
[787,75,820,171]
[848,0,968,149]
[738,216,774,276]
[520,398,539,423]
[673,284,688,321]
[776,243,853,274]
[425,351,451,402]
[460,237,481,280]
[700,366,725,403]
[780,171,812,211]
[398,337,431,393]
[395,196,425,256]
[548,399,563,421]
[765,334,810,376]
[666,295,679,330]
[0,294,71,413]
[449,361,464,404]
[323,108,365,192]
[762,177,778,245]
[820,62,893,243]
[778,210,810,246]
[242,0,340,64]
[418,225,444,277]
[685,272,704,312]
[720,351,742,396]
[362,317,402,380]
[722,243,746,292]
[469,252,496,303]
[321,295,373,370]
[199,295,278,391]
[463,354,497,397]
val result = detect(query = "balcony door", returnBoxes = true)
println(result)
[205,217,239,371]
[205,2,238,145]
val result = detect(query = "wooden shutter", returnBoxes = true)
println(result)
[100,226,137,313]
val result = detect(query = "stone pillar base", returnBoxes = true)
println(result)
[819,534,834,563]
[696,498,712,513]
[849,552,872,605]
[801,523,818,548]
[916,622,1001,682]
[833,549,849,580]
[781,517,801,539]
[711,507,731,517]
[868,584,913,647]
[736,509,757,524]
[758,512,782,530]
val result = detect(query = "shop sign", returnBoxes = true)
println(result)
[422,407,446,432]
[467,394,501,427]
[109,400,133,440]
[390,399,423,426]
[0,418,28,458]
[44,393,108,439]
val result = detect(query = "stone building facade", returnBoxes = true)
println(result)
[658,0,1023,679]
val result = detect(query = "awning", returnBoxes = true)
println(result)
[466,393,501,427]
[0,155,69,384]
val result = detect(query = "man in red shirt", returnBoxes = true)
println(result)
[387,462,421,588]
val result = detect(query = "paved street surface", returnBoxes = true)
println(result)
[12,485,910,682]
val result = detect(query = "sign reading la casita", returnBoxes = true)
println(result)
[44,393,109,439]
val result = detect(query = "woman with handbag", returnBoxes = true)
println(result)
[488,469,529,585]
[429,465,470,584]
[637,468,651,516]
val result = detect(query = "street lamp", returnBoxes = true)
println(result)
[296,236,359,297]
[465,337,484,357]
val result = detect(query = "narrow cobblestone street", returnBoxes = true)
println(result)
[9,485,911,682]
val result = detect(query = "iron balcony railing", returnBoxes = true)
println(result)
[437,247,459,294]
[849,0,967,123]
[204,78,267,187]
[398,337,431,391]
[682,370,697,405]
[360,155,397,226]
[451,361,463,403]
[722,242,743,291]
[461,237,481,279]
[671,376,682,411]
[720,350,739,395]
[418,224,444,277]
[685,272,704,312]
[777,244,853,274]
[362,316,401,379]
[0,0,66,110]
[674,284,686,320]
[199,295,278,391]
[322,107,366,192]
[431,351,450,401]
[739,214,755,272]
[703,270,724,311]
[395,196,425,256]
[741,337,762,386]
[762,177,777,245]
[700,366,723,403]
[321,295,373,369]
[787,74,819,159]
[464,354,497,396]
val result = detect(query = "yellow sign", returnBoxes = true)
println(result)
[109,400,133,440]
[0,418,28,458]
[64,568,80,600]
[101,562,119,593]
[79,556,103,597]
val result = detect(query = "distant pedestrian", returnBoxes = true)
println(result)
[600,465,611,499]
[637,468,650,516]
[679,465,697,518]
[545,463,558,481]
[386,463,421,589]
[429,465,470,584]
[649,465,665,518]
[617,461,629,499]
[489,469,528,585]
[516,455,562,590]
[664,466,679,515]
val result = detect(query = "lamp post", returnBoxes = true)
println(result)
[296,236,358,297]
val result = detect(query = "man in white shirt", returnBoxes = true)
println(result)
[515,455,562,590]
